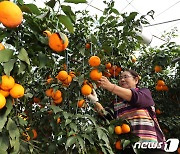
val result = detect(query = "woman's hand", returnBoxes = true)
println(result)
[97,76,114,91]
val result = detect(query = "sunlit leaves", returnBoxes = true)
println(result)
[0,49,13,63]
[58,15,74,33]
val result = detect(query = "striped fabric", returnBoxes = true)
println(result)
[114,100,159,142]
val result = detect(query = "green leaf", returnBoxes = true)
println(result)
[81,134,94,145]
[65,119,72,126]
[61,5,76,23]
[90,34,97,44]
[3,59,16,76]
[64,0,87,4]
[38,52,47,68]
[18,61,26,75]
[65,136,76,149]
[0,149,7,154]
[0,99,13,132]
[45,0,56,8]
[50,105,62,114]
[18,48,30,65]
[21,4,41,15]
[69,123,78,132]
[0,135,9,152]
[77,136,85,149]
[6,118,20,139]
[58,15,74,33]
[122,140,131,149]
[0,49,13,63]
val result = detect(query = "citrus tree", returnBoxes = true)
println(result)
[0,0,179,154]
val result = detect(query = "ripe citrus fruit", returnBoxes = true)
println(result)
[57,70,68,81]
[45,88,53,97]
[85,43,91,49]
[48,32,69,52]
[115,140,122,150]
[63,75,72,85]
[32,129,37,139]
[52,90,62,100]
[157,80,165,86]
[0,43,5,50]
[155,85,163,91]
[90,69,102,81]
[0,93,6,109]
[114,126,122,135]
[57,117,61,124]
[10,84,24,98]
[131,55,137,63]
[43,30,51,37]
[162,85,168,91]
[105,62,111,69]
[69,71,76,78]
[155,109,162,115]
[1,75,15,91]
[0,89,9,97]
[81,85,92,96]
[88,56,101,67]
[77,99,85,108]
[121,124,130,133]
[154,65,162,73]
[0,1,23,28]
[54,97,63,104]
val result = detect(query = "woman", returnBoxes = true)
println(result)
[88,69,167,154]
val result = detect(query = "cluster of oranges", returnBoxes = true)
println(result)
[114,123,131,135]
[0,75,25,109]
[114,123,131,150]
[89,56,102,81]
[43,30,69,53]
[155,80,168,91]
[45,88,63,104]
[0,1,23,28]
[81,81,93,96]
[104,62,122,78]
[56,70,75,86]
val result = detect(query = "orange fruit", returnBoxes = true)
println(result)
[77,99,85,108]
[115,140,122,150]
[47,77,53,84]
[1,75,15,91]
[52,90,62,100]
[33,97,41,103]
[90,69,102,81]
[53,97,63,104]
[0,43,5,50]
[45,88,53,97]
[155,109,162,115]
[88,56,101,67]
[157,80,165,86]
[0,89,9,97]
[32,129,37,139]
[162,85,168,91]
[116,66,122,73]
[63,75,72,85]
[105,62,111,69]
[57,70,68,81]
[155,85,163,91]
[0,1,23,28]
[81,85,92,96]
[154,65,162,73]
[10,84,25,98]
[121,124,130,133]
[57,117,61,124]
[85,43,91,49]
[48,32,69,52]
[0,93,6,109]
[114,126,122,135]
